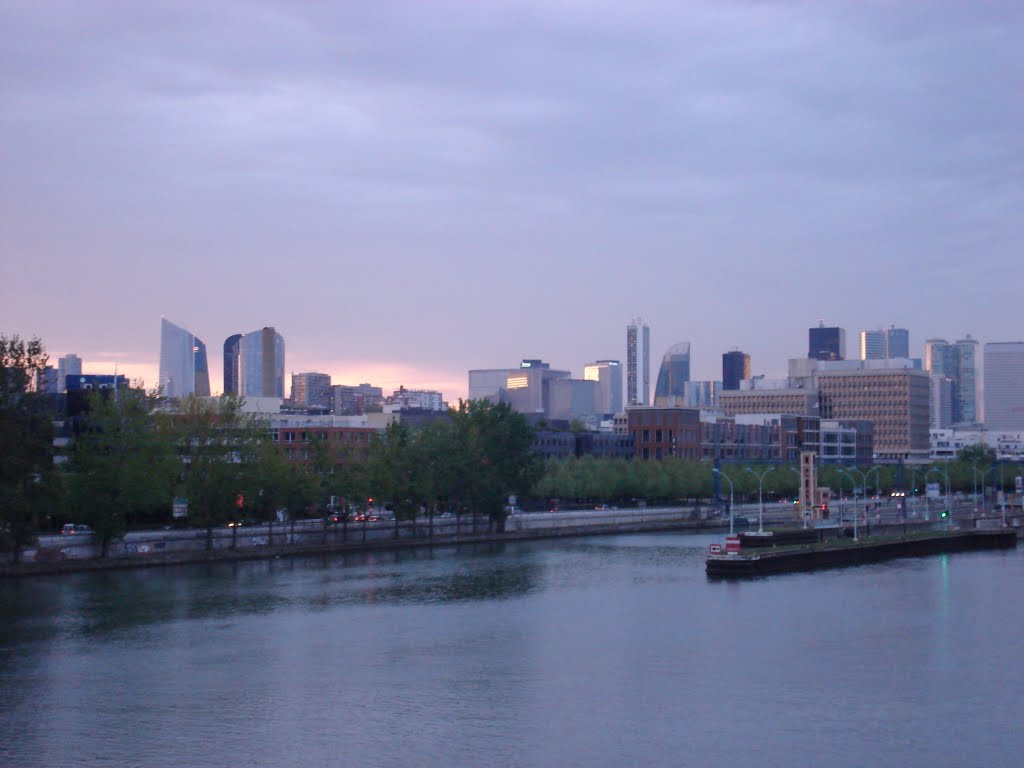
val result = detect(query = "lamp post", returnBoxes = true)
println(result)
[712,467,736,536]
[999,463,1007,526]
[837,468,860,541]
[978,465,995,514]
[908,465,919,519]
[927,466,952,528]
[745,466,775,533]
[784,465,807,528]
[972,461,979,513]
[862,466,881,510]
[834,470,845,527]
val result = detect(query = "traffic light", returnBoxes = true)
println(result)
[940,509,949,518]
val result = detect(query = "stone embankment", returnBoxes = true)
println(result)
[5,506,1019,578]
[2,507,718,577]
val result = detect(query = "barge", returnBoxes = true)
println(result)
[706,529,1017,578]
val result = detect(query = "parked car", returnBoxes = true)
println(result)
[61,523,93,535]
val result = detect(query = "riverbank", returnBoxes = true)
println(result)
[7,506,1016,579]
[1,508,723,578]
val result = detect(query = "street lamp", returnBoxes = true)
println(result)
[782,465,807,528]
[745,466,775,533]
[999,463,1007,526]
[712,467,736,536]
[837,468,860,541]
[927,465,952,528]
[972,461,979,513]
[978,465,996,514]
[833,470,846,527]
[863,466,881,510]
[908,465,920,519]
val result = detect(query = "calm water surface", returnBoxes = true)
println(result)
[2,532,1022,767]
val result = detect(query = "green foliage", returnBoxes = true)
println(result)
[958,444,998,465]
[0,335,60,560]
[447,400,541,525]
[171,396,279,548]
[366,421,420,520]
[65,387,175,555]
[361,401,540,529]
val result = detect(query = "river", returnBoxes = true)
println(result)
[1,531,1022,767]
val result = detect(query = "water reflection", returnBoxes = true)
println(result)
[0,542,552,651]
[2,534,1023,768]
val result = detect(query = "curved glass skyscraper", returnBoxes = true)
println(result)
[159,318,210,399]
[653,342,691,405]
[223,334,242,395]
[238,327,285,398]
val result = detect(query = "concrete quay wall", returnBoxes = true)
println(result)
[3,507,715,577]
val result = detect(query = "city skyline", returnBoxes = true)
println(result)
[2,2,1021,399]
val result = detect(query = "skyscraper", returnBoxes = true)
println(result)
[886,327,910,359]
[923,335,980,426]
[653,343,691,406]
[860,326,909,360]
[955,335,980,425]
[583,360,623,415]
[626,318,650,407]
[159,318,210,399]
[223,334,242,395]
[929,375,954,429]
[924,338,956,378]
[859,330,886,360]
[808,323,846,361]
[238,327,285,399]
[722,350,751,391]
[56,354,82,393]
[983,342,1024,430]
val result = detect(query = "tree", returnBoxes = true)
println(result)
[171,396,272,550]
[366,421,420,537]
[0,335,61,562]
[65,386,175,556]
[446,400,541,531]
[958,444,998,466]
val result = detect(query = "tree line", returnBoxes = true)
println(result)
[1,335,542,560]
[2,335,1019,561]
[533,448,1020,508]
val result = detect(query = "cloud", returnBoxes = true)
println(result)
[2,1,1021,387]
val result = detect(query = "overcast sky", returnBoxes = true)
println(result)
[2,1,1021,399]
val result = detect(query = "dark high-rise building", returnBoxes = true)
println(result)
[653,343,691,405]
[722,350,751,391]
[223,334,242,395]
[808,323,846,361]
[626,318,650,407]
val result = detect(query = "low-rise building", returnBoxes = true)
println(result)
[930,429,1024,462]
[628,407,702,461]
